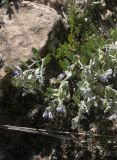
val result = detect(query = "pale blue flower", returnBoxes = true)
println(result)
[56,106,66,113]
[12,66,22,77]
[42,110,53,120]
[100,69,113,83]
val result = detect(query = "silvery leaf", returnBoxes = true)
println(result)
[83,68,92,77]
[35,68,40,75]
[80,101,89,114]
[108,114,117,121]
[28,74,32,80]
[57,73,66,81]
[104,106,111,113]
[65,71,72,78]
[71,117,79,129]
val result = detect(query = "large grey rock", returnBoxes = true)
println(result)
[0,1,63,76]
[35,0,67,8]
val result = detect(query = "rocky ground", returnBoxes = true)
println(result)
[0,0,117,160]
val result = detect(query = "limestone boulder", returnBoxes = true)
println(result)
[0,1,64,76]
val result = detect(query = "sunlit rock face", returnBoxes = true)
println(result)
[0,1,63,76]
